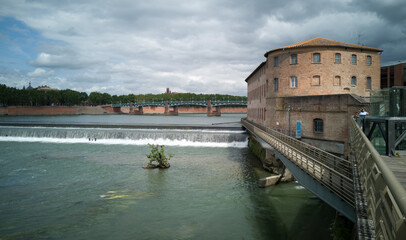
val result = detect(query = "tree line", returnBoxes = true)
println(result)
[0,84,247,107]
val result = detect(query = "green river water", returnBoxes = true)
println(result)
[0,115,336,239]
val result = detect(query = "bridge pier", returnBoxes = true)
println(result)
[207,100,221,117]
[130,106,144,115]
[112,106,122,113]
[129,102,133,113]
[164,101,178,116]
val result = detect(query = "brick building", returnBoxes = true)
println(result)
[381,62,406,88]
[246,37,382,156]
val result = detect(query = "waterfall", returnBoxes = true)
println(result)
[0,126,248,148]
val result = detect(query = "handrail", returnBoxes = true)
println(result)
[245,119,353,178]
[350,117,406,239]
[242,118,355,207]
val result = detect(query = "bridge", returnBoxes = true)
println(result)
[241,118,406,239]
[111,100,247,116]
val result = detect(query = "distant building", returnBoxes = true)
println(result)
[245,37,382,156]
[165,88,182,94]
[26,82,34,90]
[36,85,58,91]
[381,62,406,88]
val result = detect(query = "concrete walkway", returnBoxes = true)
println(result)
[382,154,406,189]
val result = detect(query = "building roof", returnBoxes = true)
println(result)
[264,37,383,57]
[244,62,266,82]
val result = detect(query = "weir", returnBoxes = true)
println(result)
[0,126,248,148]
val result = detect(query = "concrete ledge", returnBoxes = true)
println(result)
[258,175,281,188]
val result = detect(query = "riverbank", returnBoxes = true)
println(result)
[0,106,246,116]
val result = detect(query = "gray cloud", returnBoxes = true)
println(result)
[0,0,405,95]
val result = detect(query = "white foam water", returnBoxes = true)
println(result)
[0,136,248,148]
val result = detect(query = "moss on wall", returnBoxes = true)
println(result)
[248,134,266,162]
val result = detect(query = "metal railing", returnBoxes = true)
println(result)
[112,100,248,108]
[242,118,355,207]
[350,117,406,239]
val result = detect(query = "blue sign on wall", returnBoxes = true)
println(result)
[296,121,301,138]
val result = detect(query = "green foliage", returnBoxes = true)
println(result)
[146,144,174,168]
[0,83,247,107]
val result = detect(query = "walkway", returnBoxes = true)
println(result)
[381,155,406,189]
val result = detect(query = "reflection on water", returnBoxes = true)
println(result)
[0,141,335,239]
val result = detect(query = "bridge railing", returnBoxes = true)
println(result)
[350,117,406,239]
[242,118,355,207]
[112,100,247,108]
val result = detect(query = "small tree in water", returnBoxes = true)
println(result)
[143,144,174,169]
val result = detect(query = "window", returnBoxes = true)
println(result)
[334,76,341,86]
[313,53,321,63]
[314,118,323,133]
[274,78,279,92]
[335,53,341,64]
[367,56,372,65]
[312,75,320,86]
[274,56,279,67]
[352,54,357,65]
[366,77,371,90]
[291,54,297,64]
[290,76,298,88]
[352,76,357,86]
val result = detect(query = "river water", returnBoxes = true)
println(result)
[0,114,335,239]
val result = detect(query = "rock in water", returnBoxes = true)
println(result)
[142,163,159,169]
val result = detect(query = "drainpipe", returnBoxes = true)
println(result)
[287,105,291,136]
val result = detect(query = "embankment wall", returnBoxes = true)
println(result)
[1,106,247,115]
[0,106,113,116]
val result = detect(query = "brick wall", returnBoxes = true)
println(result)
[247,62,267,124]
[266,47,381,98]
[267,94,366,156]
[6,106,78,115]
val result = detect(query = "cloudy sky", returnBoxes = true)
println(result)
[0,0,405,96]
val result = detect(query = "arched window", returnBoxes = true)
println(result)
[367,56,372,65]
[312,75,320,86]
[366,77,371,90]
[313,53,321,63]
[314,118,323,133]
[352,54,357,65]
[335,53,341,64]
[334,76,341,86]
[351,76,357,86]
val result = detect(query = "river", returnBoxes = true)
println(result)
[0,114,335,239]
